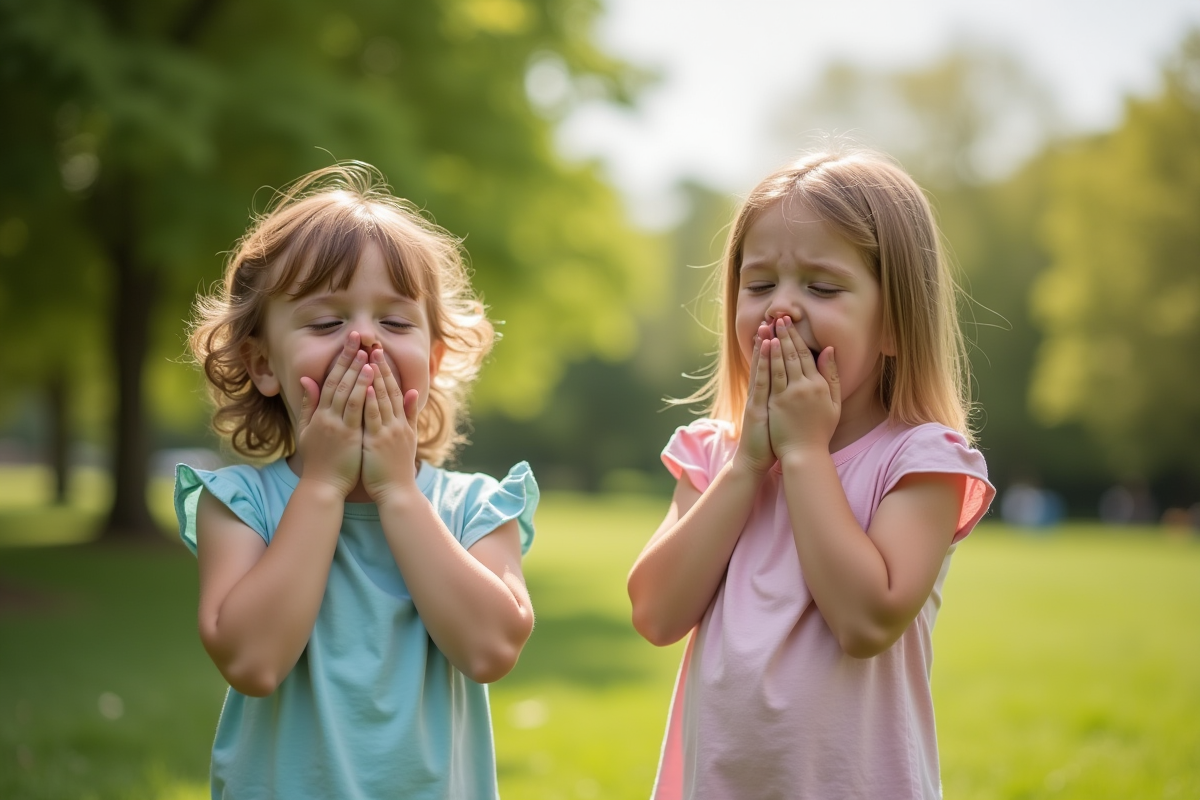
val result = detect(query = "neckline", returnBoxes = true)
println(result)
[830,419,890,466]
[267,459,434,515]
[768,419,891,473]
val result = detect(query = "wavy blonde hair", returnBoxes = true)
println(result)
[689,148,973,443]
[190,162,494,465]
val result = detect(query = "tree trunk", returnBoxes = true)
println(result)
[97,178,161,542]
[47,368,69,505]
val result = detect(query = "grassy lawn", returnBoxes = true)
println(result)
[1,465,1197,799]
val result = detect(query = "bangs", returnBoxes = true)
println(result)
[262,199,430,301]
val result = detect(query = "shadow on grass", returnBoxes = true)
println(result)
[502,611,653,688]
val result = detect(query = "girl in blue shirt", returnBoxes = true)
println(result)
[176,162,537,799]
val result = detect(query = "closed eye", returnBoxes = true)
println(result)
[744,282,775,294]
[809,285,841,297]
[382,320,416,331]
[307,320,342,331]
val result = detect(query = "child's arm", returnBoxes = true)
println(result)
[626,335,775,647]
[196,341,372,696]
[769,318,965,658]
[361,349,534,684]
[379,496,533,684]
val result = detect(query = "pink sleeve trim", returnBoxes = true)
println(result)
[955,475,994,542]
[883,426,996,543]
[661,419,732,494]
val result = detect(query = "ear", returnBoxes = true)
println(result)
[242,338,281,397]
[428,339,447,380]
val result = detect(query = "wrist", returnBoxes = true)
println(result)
[372,481,426,514]
[777,446,830,474]
[730,450,774,479]
[294,475,353,504]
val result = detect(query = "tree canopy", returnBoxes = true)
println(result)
[0,0,655,537]
[1031,31,1200,481]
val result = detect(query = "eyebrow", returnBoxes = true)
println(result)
[739,257,859,280]
[290,292,420,312]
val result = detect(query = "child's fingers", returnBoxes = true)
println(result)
[769,337,788,395]
[298,377,320,430]
[321,332,362,410]
[402,388,420,425]
[784,318,819,380]
[364,385,382,434]
[370,348,404,421]
[330,349,368,417]
[746,334,768,406]
[819,347,841,407]
[776,317,807,383]
[342,361,372,425]
[369,357,394,425]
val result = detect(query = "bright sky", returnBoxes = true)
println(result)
[554,0,1200,227]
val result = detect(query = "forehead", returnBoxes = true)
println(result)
[740,199,867,275]
[269,226,427,302]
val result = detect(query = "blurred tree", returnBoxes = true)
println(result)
[1031,31,1200,482]
[0,191,108,503]
[464,180,729,492]
[0,0,654,539]
[952,157,1110,510]
[776,42,1057,190]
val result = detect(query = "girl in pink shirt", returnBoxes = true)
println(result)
[628,149,995,800]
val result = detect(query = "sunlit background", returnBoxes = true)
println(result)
[1,1,1198,798]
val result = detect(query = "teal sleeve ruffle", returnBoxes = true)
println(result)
[174,464,270,555]
[460,461,538,555]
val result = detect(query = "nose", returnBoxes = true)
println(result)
[354,326,382,354]
[765,296,803,328]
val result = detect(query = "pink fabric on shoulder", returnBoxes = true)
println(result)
[650,419,995,800]
[661,418,736,494]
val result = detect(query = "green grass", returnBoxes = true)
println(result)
[1,465,1197,799]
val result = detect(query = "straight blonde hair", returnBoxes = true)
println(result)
[190,162,493,465]
[689,149,973,443]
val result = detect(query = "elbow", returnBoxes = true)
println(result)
[199,621,283,697]
[462,614,534,684]
[224,666,282,698]
[630,603,688,648]
[462,640,524,684]
[834,621,902,660]
[210,644,284,696]
[628,581,690,647]
[837,633,891,660]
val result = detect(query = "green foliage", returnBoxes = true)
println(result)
[777,42,1055,189]
[0,0,655,415]
[2,479,1198,799]
[1031,31,1200,480]
[0,0,657,530]
[463,181,731,492]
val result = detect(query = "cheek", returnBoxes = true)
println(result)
[734,301,759,337]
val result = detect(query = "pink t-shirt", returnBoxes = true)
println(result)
[651,418,994,800]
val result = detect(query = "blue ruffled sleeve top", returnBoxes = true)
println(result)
[174,458,538,800]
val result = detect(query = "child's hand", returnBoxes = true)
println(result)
[732,327,776,476]
[295,333,371,497]
[767,315,841,459]
[361,346,421,505]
